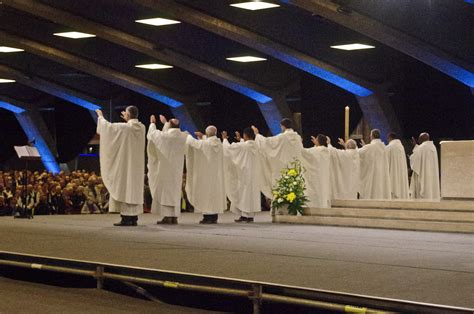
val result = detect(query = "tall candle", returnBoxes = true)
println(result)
[344,106,349,142]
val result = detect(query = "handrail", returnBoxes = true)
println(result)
[0,251,471,314]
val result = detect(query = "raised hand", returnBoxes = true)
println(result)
[120,111,127,122]
[221,131,228,140]
[195,131,204,139]
[150,115,156,124]
[411,136,418,147]
[311,136,318,146]
[159,115,167,124]
[360,139,366,146]
[251,125,259,135]
[337,138,345,147]
[95,109,103,118]
[326,136,331,145]
[234,131,241,141]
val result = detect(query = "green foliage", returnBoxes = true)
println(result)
[271,159,308,215]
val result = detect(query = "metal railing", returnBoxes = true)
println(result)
[0,251,472,314]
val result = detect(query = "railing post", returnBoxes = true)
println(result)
[95,266,104,289]
[250,284,263,314]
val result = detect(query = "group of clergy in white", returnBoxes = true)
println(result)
[95,106,441,227]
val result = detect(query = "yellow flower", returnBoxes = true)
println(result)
[287,169,298,177]
[286,192,296,203]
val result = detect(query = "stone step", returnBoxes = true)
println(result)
[273,215,474,233]
[304,207,474,222]
[331,199,474,211]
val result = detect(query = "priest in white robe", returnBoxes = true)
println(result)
[147,115,188,224]
[252,118,303,193]
[222,128,270,222]
[186,126,227,224]
[96,107,145,226]
[386,133,409,199]
[358,129,391,199]
[330,139,360,200]
[301,134,331,208]
[409,133,440,200]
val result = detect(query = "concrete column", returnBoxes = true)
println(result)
[356,92,402,141]
[257,95,292,135]
[14,110,60,174]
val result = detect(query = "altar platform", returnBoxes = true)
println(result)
[0,212,473,310]
[274,199,474,233]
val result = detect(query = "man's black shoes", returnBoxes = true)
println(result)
[114,215,138,227]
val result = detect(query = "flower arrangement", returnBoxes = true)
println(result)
[271,159,308,215]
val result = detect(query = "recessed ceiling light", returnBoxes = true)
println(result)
[226,56,267,63]
[0,46,24,53]
[135,18,181,26]
[0,79,16,83]
[53,32,96,39]
[135,63,174,69]
[230,2,280,11]
[330,43,375,51]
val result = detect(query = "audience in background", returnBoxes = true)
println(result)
[0,170,110,216]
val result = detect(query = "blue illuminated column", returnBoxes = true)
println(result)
[257,99,284,135]
[0,101,60,174]
[14,111,61,174]
[170,105,197,134]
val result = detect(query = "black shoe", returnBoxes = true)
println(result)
[235,216,247,223]
[246,217,254,223]
[157,217,174,225]
[114,215,137,226]
[200,214,215,224]
[171,217,178,224]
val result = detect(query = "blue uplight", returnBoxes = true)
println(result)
[142,90,183,108]
[465,0,474,4]
[170,106,197,133]
[0,101,25,113]
[226,83,273,103]
[257,100,282,135]
[277,53,373,96]
[54,93,101,110]
[15,113,61,174]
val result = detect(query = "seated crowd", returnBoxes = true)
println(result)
[0,170,109,216]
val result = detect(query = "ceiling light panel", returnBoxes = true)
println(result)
[226,56,267,62]
[135,63,174,69]
[135,18,181,26]
[330,43,375,51]
[230,2,280,10]
[0,79,16,83]
[0,46,24,53]
[53,32,96,39]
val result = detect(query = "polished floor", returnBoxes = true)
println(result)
[0,212,473,308]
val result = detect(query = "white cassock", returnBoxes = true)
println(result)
[147,122,188,217]
[223,139,270,217]
[255,129,303,192]
[409,141,440,200]
[186,136,227,215]
[97,117,145,215]
[386,139,409,199]
[358,139,391,199]
[301,146,331,208]
[329,147,360,200]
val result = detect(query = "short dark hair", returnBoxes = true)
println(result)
[387,132,398,140]
[280,118,293,129]
[243,127,255,140]
[126,106,139,119]
[317,134,328,147]
[371,129,381,139]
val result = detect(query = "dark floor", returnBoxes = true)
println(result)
[0,213,473,308]
[0,276,221,313]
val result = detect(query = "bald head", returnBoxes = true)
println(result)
[419,132,430,143]
[205,125,217,137]
[346,139,357,150]
[169,118,180,129]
